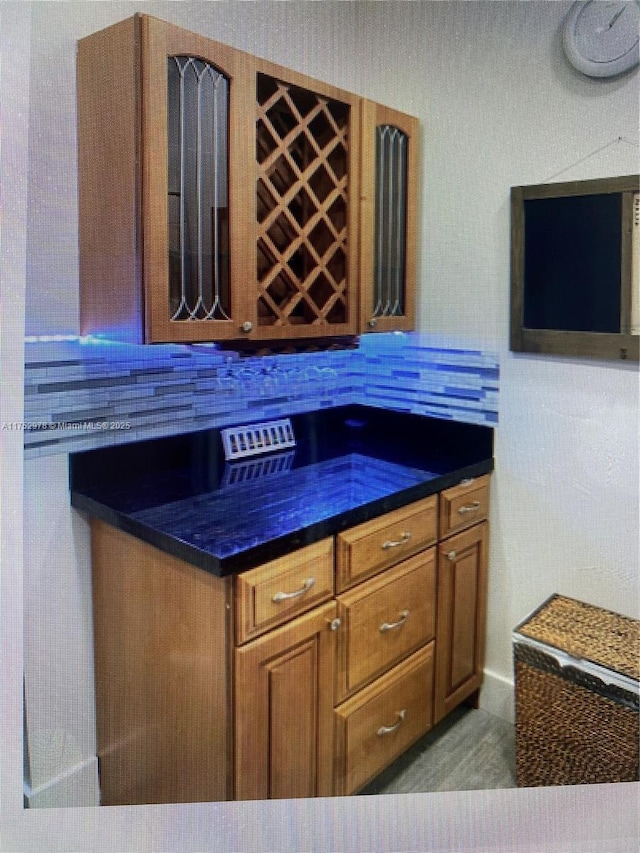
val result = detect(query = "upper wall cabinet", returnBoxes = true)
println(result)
[78,14,381,344]
[359,101,419,333]
[78,15,252,343]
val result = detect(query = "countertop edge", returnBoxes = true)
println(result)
[71,457,494,576]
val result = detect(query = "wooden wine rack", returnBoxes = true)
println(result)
[256,74,350,330]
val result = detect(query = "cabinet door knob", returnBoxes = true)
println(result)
[377,709,407,736]
[368,317,378,328]
[240,321,253,333]
[271,577,315,602]
[329,617,342,632]
[382,531,411,550]
[379,610,409,632]
[447,550,457,562]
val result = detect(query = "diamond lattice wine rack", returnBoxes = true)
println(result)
[256,73,352,333]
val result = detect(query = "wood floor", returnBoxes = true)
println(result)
[361,706,517,795]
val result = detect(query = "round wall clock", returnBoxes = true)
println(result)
[563,0,640,78]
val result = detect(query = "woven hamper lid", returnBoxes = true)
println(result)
[516,594,640,682]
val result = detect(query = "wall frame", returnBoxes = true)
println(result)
[510,174,639,361]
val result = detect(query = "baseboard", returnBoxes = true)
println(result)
[20,677,511,809]
[479,668,515,723]
[24,756,100,808]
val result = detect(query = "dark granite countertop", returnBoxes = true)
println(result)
[70,405,494,575]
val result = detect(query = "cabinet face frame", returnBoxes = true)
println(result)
[359,100,419,334]
[510,174,640,362]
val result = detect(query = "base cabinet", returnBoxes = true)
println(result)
[89,475,489,804]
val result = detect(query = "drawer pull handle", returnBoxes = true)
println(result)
[377,709,407,736]
[382,532,411,550]
[272,577,315,602]
[379,610,409,632]
[458,501,480,515]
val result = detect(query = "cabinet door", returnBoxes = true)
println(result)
[359,100,419,333]
[234,601,337,800]
[141,15,256,342]
[434,522,488,724]
[253,60,361,340]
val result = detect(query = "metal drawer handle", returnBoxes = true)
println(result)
[458,501,480,515]
[272,577,315,602]
[379,610,409,632]
[377,709,407,736]
[382,531,411,550]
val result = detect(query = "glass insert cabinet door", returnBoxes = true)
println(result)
[167,56,231,324]
[142,17,256,342]
[359,101,419,333]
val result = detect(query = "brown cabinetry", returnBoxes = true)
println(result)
[89,475,489,804]
[78,14,417,344]
[253,63,361,340]
[336,494,437,592]
[334,550,436,702]
[78,15,255,344]
[234,601,338,800]
[434,476,490,724]
[234,538,334,643]
[90,520,235,805]
[359,100,419,333]
[334,644,434,796]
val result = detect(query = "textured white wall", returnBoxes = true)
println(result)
[17,0,640,826]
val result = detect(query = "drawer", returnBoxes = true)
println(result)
[336,495,437,592]
[439,474,490,539]
[334,643,434,796]
[335,549,436,702]
[234,538,334,644]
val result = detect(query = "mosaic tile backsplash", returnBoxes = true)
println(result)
[22,333,499,457]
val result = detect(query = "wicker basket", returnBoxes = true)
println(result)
[513,594,639,787]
